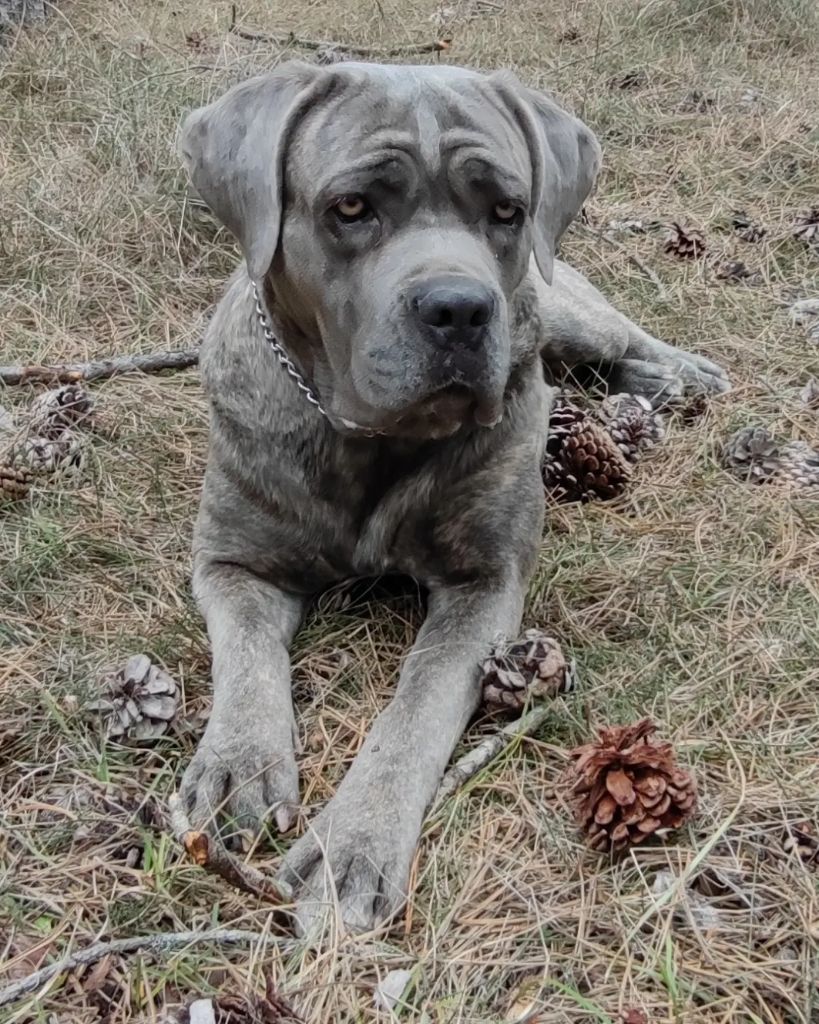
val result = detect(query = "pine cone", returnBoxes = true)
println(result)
[564,719,697,852]
[596,394,664,463]
[87,654,179,741]
[722,426,781,482]
[314,44,348,64]
[181,977,304,1023]
[18,430,86,475]
[792,207,819,247]
[664,223,706,260]
[481,630,574,711]
[715,259,751,282]
[0,462,33,503]
[778,440,819,489]
[731,211,766,243]
[723,427,819,488]
[28,384,95,439]
[543,398,631,503]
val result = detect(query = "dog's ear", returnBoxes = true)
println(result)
[178,63,329,281]
[492,73,601,284]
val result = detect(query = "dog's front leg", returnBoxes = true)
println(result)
[278,579,525,935]
[180,561,306,837]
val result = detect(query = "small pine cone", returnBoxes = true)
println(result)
[731,211,766,243]
[0,462,33,503]
[722,426,781,483]
[28,384,95,439]
[314,44,348,64]
[563,718,697,853]
[792,208,819,246]
[714,259,751,282]
[664,222,706,260]
[596,394,664,463]
[544,397,631,503]
[481,630,574,711]
[87,654,179,742]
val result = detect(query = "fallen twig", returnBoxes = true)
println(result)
[169,793,293,905]
[229,5,451,56]
[0,928,289,1008]
[0,349,200,386]
[431,704,553,811]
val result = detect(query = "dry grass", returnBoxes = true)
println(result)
[2,0,819,1020]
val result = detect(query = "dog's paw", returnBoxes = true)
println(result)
[180,721,299,840]
[276,807,415,936]
[607,352,730,407]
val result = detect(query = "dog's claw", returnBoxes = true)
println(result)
[179,720,300,841]
[277,806,415,937]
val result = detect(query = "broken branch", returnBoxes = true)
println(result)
[228,6,451,56]
[431,704,553,812]
[0,928,291,1008]
[0,349,199,386]
[169,793,293,905]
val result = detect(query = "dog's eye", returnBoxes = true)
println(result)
[493,201,520,224]
[333,195,370,223]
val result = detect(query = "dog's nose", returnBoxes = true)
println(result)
[412,276,495,348]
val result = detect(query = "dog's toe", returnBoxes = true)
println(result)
[278,824,409,937]
[180,727,300,840]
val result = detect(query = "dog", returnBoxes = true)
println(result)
[177,60,729,934]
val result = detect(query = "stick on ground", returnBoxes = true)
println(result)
[0,928,290,1008]
[229,5,451,56]
[431,704,553,811]
[169,793,293,905]
[0,349,200,385]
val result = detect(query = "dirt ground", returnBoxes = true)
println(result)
[1,0,819,1021]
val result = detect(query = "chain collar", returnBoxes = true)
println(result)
[253,283,327,418]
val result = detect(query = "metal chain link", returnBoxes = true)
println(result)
[253,283,327,418]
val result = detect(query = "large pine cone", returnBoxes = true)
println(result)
[481,630,574,711]
[597,394,664,463]
[564,718,697,852]
[664,222,706,259]
[0,462,32,503]
[543,398,631,503]
[87,654,179,741]
[28,384,95,439]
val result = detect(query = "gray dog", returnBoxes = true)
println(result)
[178,60,728,933]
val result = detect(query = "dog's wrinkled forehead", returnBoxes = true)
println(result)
[178,60,601,282]
[293,63,534,198]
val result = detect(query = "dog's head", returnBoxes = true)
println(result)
[179,62,600,439]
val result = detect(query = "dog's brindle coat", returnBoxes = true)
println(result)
[178,61,729,933]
